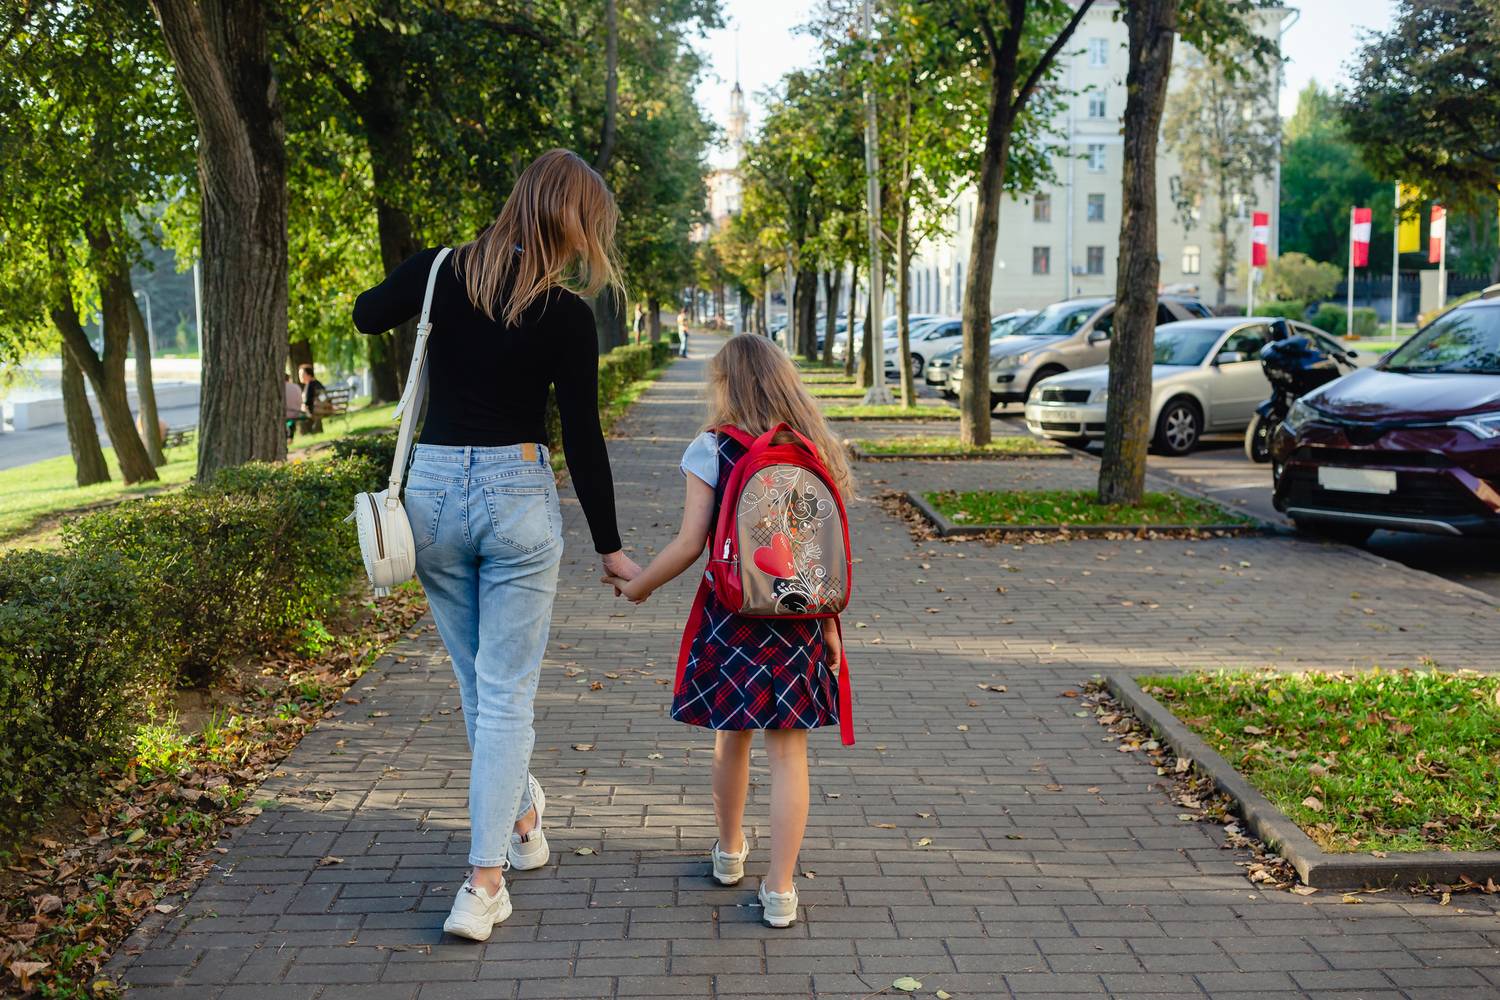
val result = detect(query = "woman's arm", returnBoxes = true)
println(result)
[351,247,440,334]
[553,295,624,555]
[612,476,715,604]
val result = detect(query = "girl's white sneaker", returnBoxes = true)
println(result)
[508,774,549,871]
[442,879,511,941]
[757,880,798,928]
[711,838,750,885]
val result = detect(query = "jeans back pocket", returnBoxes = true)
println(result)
[482,483,558,554]
[402,488,446,552]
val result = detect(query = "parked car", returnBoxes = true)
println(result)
[925,311,1038,396]
[1022,318,1350,455]
[980,295,1211,408]
[883,317,961,379]
[833,313,936,361]
[1270,287,1500,542]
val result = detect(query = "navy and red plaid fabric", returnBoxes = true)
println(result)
[670,430,839,733]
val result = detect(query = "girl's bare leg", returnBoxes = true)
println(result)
[713,730,754,853]
[763,729,810,894]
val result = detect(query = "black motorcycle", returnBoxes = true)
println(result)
[1244,319,1358,463]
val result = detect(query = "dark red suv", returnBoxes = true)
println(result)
[1271,289,1500,543]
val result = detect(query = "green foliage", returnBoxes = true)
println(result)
[61,458,375,686]
[0,549,157,838]
[1341,1,1500,216]
[1262,251,1341,304]
[1310,304,1379,338]
[1279,84,1397,273]
[330,433,400,472]
[1255,300,1306,321]
[1143,668,1500,852]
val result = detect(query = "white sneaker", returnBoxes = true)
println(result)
[758,880,798,928]
[442,879,511,941]
[711,838,749,886]
[508,774,549,871]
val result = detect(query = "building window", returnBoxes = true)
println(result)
[1086,246,1105,275]
[1088,38,1108,67]
[1032,246,1051,275]
[1087,193,1105,222]
[1033,193,1052,223]
[1087,94,1107,119]
[1087,144,1107,172]
[1182,244,1201,275]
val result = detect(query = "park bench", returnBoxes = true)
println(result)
[314,385,352,421]
[162,425,195,449]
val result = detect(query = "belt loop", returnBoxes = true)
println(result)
[463,445,472,470]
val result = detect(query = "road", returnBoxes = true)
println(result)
[0,402,201,471]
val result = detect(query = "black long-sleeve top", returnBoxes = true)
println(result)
[353,247,622,554]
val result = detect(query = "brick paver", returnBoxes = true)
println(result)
[109,335,1500,999]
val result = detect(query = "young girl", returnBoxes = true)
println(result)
[604,333,854,928]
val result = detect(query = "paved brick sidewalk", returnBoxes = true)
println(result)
[111,336,1499,1000]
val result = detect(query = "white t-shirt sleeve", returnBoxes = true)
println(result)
[680,431,719,488]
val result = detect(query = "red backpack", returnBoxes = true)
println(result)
[676,423,855,744]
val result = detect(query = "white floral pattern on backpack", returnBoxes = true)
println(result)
[736,464,846,616]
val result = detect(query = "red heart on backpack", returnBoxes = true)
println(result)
[752,532,795,578]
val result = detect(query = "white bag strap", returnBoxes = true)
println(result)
[387,246,451,504]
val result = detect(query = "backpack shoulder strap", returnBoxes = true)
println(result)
[717,425,754,447]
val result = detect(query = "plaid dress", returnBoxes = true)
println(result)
[671,432,839,732]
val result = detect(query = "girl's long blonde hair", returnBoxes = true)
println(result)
[705,334,855,498]
[454,148,623,326]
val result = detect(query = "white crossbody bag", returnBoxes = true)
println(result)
[348,246,451,596]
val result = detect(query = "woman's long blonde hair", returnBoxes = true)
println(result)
[705,334,855,498]
[454,149,623,326]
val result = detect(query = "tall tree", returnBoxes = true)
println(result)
[952,0,1094,447]
[1098,0,1279,505]
[1162,35,1280,307]
[151,0,289,478]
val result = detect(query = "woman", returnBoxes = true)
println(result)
[352,149,640,941]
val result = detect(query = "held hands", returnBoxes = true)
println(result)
[599,550,650,604]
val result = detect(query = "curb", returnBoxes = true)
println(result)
[1106,672,1500,889]
[906,490,1258,538]
[847,442,1075,462]
[824,411,962,423]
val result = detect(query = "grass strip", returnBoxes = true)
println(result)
[800,373,857,384]
[824,404,959,421]
[924,488,1243,526]
[854,435,1066,457]
[1140,669,1500,853]
[808,385,866,399]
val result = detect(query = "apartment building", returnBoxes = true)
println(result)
[906,1,1291,316]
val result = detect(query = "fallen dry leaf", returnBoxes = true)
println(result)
[572,743,594,751]
[575,847,596,856]
[317,856,344,867]
[892,977,922,993]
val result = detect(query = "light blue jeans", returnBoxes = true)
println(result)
[406,444,562,867]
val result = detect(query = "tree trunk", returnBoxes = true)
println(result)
[593,285,627,353]
[959,0,1093,445]
[822,270,841,367]
[896,195,916,407]
[647,297,662,341]
[595,0,618,174]
[288,338,314,377]
[844,261,858,378]
[60,345,109,487]
[797,266,819,361]
[127,290,166,465]
[1098,0,1179,505]
[152,0,288,479]
[1215,173,1231,308]
[858,296,874,388]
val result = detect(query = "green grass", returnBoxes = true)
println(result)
[793,360,849,373]
[808,385,866,399]
[0,402,398,544]
[823,404,959,421]
[853,435,1067,457]
[924,488,1244,526]
[800,373,857,384]
[1141,669,1500,853]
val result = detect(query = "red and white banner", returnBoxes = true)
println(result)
[1350,207,1371,267]
[1429,205,1446,264]
[1250,211,1269,267]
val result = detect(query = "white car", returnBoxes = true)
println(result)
[834,314,937,361]
[1023,318,1353,455]
[883,317,961,378]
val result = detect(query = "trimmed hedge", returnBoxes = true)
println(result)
[1310,303,1379,338]
[1257,300,1307,321]
[0,550,156,836]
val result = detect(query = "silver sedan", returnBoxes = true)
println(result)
[1023,319,1354,455]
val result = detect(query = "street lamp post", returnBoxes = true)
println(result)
[133,288,155,347]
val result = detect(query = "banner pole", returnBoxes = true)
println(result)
[1346,207,1355,334]
[1246,221,1254,317]
[1390,184,1399,339]
[1437,210,1447,313]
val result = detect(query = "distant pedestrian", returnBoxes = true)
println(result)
[298,363,326,434]
[677,310,689,357]
[602,333,855,929]
[283,373,303,441]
